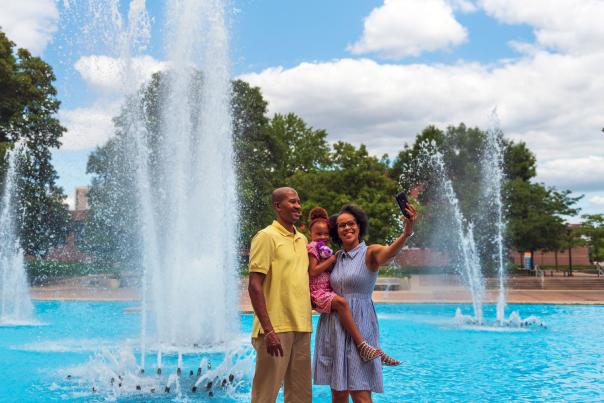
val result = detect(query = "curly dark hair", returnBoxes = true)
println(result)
[328,204,368,246]
[308,207,329,231]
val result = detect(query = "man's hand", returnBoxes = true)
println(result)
[265,331,284,357]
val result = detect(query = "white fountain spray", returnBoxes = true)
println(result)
[0,141,34,325]
[427,145,485,322]
[482,113,507,323]
[145,0,239,348]
[88,0,239,355]
[59,1,251,396]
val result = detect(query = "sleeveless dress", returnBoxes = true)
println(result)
[307,241,338,313]
[312,242,383,393]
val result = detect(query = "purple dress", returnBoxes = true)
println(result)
[312,242,383,392]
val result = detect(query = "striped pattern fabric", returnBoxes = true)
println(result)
[313,242,384,393]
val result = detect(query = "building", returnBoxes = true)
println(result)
[47,187,91,263]
[511,247,591,269]
[75,186,90,211]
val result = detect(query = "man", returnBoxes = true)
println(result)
[248,187,312,403]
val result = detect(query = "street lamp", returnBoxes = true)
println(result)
[567,227,573,277]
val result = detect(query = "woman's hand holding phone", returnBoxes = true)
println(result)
[395,191,417,237]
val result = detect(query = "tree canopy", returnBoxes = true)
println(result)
[0,30,69,257]
[580,214,604,263]
[391,123,581,270]
[84,72,585,268]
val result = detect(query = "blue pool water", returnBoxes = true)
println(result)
[0,302,602,402]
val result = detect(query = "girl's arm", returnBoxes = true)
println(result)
[366,204,417,271]
[309,254,337,277]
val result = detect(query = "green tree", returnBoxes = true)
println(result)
[288,142,400,245]
[82,135,139,264]
[391,123,581,272]
[235,110,332,245]
[84,75,279,261]
[0,30,69,257]
[506,179,581,268]
[580,214,604,263]
[267,113,331,181]
[232,80,277,245]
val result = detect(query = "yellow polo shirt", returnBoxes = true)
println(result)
[249,220,312,337]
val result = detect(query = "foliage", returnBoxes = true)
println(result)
[391,123,581,272]
[579,214,604,262]
[84,74,283,262]
[232,80,278,244]
[506,179,581,268]
[82,135,140,265]
[84,73,585,266]
[26,260,122,284]
[289,141,401,245]
[0,30,70,257]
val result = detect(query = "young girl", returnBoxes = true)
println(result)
[307,207,400,365]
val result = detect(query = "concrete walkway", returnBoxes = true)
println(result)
[31,276,604,309]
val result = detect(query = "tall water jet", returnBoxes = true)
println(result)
[83,0,239,348]
[0,142,34,324]
[139,0,238,347]
[482,114,507,323]
[58,1,249,396]
[428,147,486,322]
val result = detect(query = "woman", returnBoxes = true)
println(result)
[313,203,417,403]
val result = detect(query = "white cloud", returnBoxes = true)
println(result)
[448,0,478,13]
[239,49,604,192]
[74,55,169,93]
[479,0,604,54]
[62,54,169,150]
[589,195,604,206]
[348,0,468,59]
[538,157,604,192]
[59,103,120,150]
[0,0,59,54]
[64,194,75,210]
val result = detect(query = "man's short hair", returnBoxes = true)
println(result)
[272,187,298,204]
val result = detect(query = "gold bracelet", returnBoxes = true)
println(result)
[264,330,275,337]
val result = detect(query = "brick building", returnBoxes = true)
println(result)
[47,187,91,262]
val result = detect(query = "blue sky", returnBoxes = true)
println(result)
[1,0,603,217]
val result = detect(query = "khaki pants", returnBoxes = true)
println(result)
[251,332,312,403]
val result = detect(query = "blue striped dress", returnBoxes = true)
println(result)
[313,241,383,393]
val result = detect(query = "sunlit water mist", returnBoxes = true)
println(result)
[76,0,239,349]
[482,114,507,323]
[146,0,239,348]
[56,0,248,399]
[0,141,34,325]
[405,135,538,327]
[427,147,486,322]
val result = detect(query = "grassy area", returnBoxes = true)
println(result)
[26,260,123,284]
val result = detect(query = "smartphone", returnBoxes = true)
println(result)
[395,191,412,218]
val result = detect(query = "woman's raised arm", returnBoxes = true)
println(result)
[366,204,417,271]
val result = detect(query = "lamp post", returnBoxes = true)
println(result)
[567,227,573,277]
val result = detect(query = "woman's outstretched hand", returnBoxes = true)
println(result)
[402,204,417,238]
